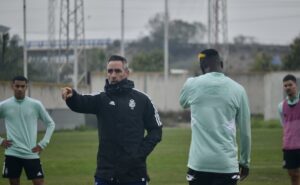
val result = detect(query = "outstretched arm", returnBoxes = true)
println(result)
[61,87,100,114]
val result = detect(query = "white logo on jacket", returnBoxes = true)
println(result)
[109,101,115,106]
[129,99,136,110]
[37,171,43,176]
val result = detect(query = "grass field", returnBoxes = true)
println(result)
[0,127,290,185]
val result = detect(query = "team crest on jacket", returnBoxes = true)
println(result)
[129,99,136,110]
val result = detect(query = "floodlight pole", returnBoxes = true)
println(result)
[23,0,28,78]
[164,0,169,111]
[164,0,169,82]
[120,0,125,57]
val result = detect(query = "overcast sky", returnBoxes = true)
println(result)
[0,0,300,45]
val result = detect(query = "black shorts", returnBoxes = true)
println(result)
[283,149,300,169]
[186,168,239,185]
[2,155,44,180]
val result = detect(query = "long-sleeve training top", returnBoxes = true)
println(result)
[0,96,55,159]
[179,72,251,173]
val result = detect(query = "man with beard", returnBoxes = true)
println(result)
[61,55,162,185]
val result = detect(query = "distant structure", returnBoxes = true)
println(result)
[47,0,57,81]
[207,0,228,66]
[48,0,87,89]
[27,39,112,50]
[48,0,57,61]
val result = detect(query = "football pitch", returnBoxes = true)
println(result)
[0,127,289,185]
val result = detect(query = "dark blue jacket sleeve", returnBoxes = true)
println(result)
[66,90,100,114]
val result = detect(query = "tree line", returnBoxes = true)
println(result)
[1,14,300,82]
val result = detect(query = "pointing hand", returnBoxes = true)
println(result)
[61,87,73,101]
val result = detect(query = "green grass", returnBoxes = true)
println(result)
[0,127,289,185]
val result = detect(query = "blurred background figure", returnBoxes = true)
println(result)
[278,74,300,185]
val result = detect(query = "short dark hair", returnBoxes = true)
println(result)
[12,76,28,83]
[107,55,128,70]
[283,74,297,83]
[198,48,221,63]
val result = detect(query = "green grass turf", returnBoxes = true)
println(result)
[0,127,290,185]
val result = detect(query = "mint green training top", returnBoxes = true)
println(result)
[0,96,55,159]
[179,72,251,173]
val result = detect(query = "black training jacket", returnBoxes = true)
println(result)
[66,79,162,183]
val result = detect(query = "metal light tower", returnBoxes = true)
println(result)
[207,0,228,63]
[48,0,57,59]
[47,0,57,81]
[73,0,87,89]
[58,0,86,89]
[58,0,71,83]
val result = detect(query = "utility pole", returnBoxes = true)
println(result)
[164,0,169,111]
[208,0,212,48]
[164,0,169,82]
[23,0,28,78]
[120,0,125,57]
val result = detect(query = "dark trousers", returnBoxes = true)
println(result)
[187,168,239,185]
[94,177,147,185]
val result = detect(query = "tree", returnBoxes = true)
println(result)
[86,48,107,72]
[124,14,207,71]
[147,13,206,45]
[251,52,280,72]
[251,52,273,71]
[233,35,257,45]
[0,34,23,80]
[0,34,56,82]
[130,50,163,72]
[282,36,300,70]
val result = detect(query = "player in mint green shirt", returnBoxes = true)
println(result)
[179,49,251,185]
[0,76,55,185]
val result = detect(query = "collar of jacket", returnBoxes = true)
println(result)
[104,78,134,95]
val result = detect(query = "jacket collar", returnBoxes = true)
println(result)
[104,78,134,95]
